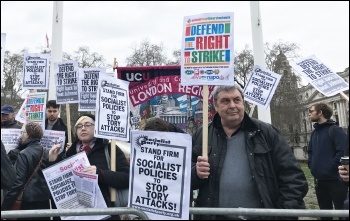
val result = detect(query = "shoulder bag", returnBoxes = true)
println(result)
[10,149,44,212]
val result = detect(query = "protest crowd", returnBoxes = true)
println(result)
[1,12,349,221]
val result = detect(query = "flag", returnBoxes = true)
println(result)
[46,33,49,48]
[176,95,187,113]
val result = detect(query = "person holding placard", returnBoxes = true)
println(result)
[45,100,69,147]
[191,85,308,220]
[308,103,347,220]
[49,114,130,220]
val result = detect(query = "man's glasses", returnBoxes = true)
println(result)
[308,109,316,113]
[76,122,95,129]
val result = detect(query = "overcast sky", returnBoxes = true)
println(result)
[1,1,349,74]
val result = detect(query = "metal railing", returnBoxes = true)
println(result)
[189,207,349,218]
[1,207,349,219]
[1,207,149,220]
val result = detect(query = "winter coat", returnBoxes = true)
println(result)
[308,119,347,180]
[191,113,308,220]
[2,138,51,210]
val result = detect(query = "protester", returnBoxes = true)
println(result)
[49,113,129,220]
[191,85,308,220]
[338,127,349,210]
[144,117,185,133]
[45,100,69,145]
[1,104,21,129]
[308,102,347,220]
[1,140,16,206]
[1,122,51,220]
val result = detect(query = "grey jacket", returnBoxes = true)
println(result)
[191,113,308,220]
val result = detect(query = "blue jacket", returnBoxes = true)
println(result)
[308,119,347,180]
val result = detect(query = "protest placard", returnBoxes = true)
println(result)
[22,53,50,89]
[15,96,28,124]
[1,129,22,153]
[243,65,281,109]
[54,61,79,104]
[291,55,349,97]
[42,152,108,220]
[25,92,47,129]
[78,68,104,111]
[180,12,235,86]
[95,74,130,142]
[129,130,191,220]
[41,130,66,153]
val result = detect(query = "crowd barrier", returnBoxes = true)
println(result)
[1,207,349,220]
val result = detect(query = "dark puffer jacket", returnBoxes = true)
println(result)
[2,138,50,210]
[191,113,308,220]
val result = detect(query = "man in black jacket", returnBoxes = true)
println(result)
[192,85,308,220]
[308,103,347,220]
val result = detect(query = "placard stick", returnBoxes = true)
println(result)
[249,104,256,117]
[202,85,209,157]
[340,92,349,102]
[66,104,72,143]
[109,57,117,202]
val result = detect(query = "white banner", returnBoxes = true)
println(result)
[243,65,281,109]
[129,130,192,220]
[291,55,349,97]
[95,74,130,141]
[22,53,50,89]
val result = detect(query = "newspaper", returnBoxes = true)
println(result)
[42,152,109,220]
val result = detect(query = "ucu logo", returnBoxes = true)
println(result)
[126,72,150,82]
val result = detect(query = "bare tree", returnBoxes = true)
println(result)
[234,45,254,87]
[126,39,167,66]
[63,46,112,68]
[167,49,181,65]
[1,49,28,109]
[60,46,111,135]
[265,41,300,71]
